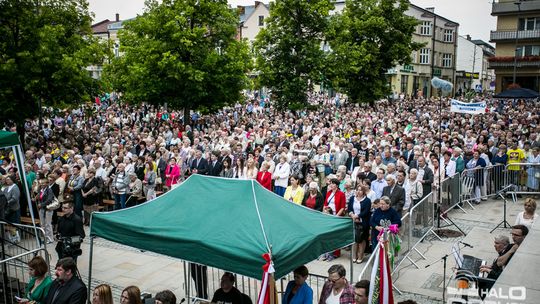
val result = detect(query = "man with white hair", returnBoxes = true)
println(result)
[451,147,465,174]
[382,174,405,215]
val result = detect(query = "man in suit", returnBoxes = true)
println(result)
[359,162,377,182]
[416,156,434,199]
[382,175,405,215]
[190,149,209,175]
[208,151,223,177]
[345,148,360,176]
[45,257,87,304]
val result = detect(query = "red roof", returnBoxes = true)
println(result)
[92,19,116,34]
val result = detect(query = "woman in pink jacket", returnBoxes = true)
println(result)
[165,157,181,191]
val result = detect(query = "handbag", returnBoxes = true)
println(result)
[155,169,162,184]
[324,165,333,176]
[47,197,60,210]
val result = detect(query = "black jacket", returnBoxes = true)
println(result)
[45,276,87,304]
[208,160,223,177]
[382,185,406,215]
[191,157,209,175]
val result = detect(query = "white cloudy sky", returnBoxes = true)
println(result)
[88,0,496,43]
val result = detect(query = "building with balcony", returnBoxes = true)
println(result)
[490,0,540,92]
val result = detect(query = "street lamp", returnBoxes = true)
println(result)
[512,0,523,85]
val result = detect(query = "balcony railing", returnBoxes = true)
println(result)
[490,29,540,41]
[492,0,540,15]
[488,55,540,68]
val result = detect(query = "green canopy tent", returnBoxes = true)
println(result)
[89,175,354,297]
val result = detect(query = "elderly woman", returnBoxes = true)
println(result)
[403,168,423,211]
[273,155,291,196]
[515,198,538,228]
[526,147,540,191]
[369,196,402,250]
[348,185,371,263]
[126,173,144,207]
[284,175,305,204]
[282,265,313,304]
[302,182,324,211]
[466,150,487,204]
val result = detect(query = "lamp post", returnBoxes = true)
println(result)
[512,0,523,85]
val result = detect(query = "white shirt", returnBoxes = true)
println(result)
[325,288,343,304]
[273,162,290,188]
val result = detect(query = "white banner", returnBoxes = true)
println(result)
[450,99,486,115]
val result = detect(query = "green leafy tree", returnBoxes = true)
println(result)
[0,0,107,133]
[326,0,423,104]
[103,0,250,124]
[254,0,334,110]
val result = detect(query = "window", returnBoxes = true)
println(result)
[442,53,452,67]
[420,21,432,35]
[516,45,540,57]
[419,48,431,64]
[400,75,409,94]
[443,29,454,42]
[258,15,264,26]
[519,17,540,30]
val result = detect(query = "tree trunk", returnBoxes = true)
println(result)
[183,107,190,128]
[16,123,26,151]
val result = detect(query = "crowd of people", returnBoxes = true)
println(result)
[1,92,539,303]
[16,256,178,304]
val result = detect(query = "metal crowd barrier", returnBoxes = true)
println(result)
[0,222,49,304]
[458,164,507,209]
[391,192,439,274]
[505,163,540,199]
[184,262,262,304]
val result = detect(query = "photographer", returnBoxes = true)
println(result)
[56,201,85,262]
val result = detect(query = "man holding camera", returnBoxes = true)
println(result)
[56,202,85,262]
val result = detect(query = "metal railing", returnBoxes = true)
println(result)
[0,222,49,304]
[505,162,540,198]
[490,29,540,41]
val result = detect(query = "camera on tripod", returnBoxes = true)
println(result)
[58,235,83,257]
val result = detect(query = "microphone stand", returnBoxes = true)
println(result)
[490,187,512,233]
[424,243,467,303]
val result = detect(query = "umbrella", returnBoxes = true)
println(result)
[493,88,539,99]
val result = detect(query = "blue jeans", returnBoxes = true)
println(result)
[274,186,286,197]
[114,193,127,210]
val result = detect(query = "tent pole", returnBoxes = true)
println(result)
[14,145,40,247]
[349,245,354,283]
[87,236,95,304]
[185,260,191,304]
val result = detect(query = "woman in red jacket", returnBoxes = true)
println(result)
[256,163,273,191]
[323,178,347,260]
